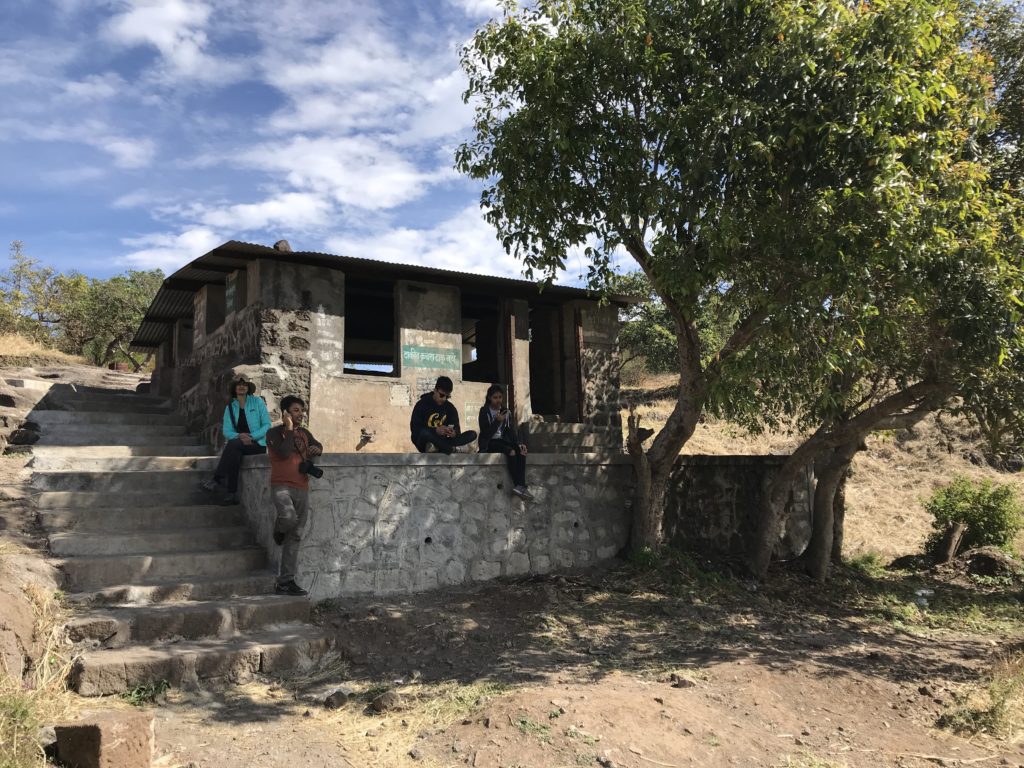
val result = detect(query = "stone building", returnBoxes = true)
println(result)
[129,240,813,599]
[131,240,629,453]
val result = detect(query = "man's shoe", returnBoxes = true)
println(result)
[512,485,534,500]
[273,530,286,545]
[275,580,308,596]
[200,479,219,493]
[220,493,239,506]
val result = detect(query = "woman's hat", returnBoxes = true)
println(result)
[228,376,257,397]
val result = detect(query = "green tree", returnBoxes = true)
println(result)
[1,241,59,343]
[721,177,1023,580]
[458,0,1000,551]
[83,270,164,370]
[972,0,1024,190]
[0,241,163,368]
[612,271,736,374]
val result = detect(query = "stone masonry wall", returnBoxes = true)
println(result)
[238,453,633,600]
[663,456,814,561]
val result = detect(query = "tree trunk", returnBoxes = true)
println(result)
[805,443,858,582]
[831,468,849,564]
[749,426,831,578]
[938,522,968,563]
[629,448,669,551]
[101,338,119,367]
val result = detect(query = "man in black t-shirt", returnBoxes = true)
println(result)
[409,376,477,454]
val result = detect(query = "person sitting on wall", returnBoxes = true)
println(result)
[266,395,323,597]
[410,375,477,454]
[200,376,271,505]
[478,384,533,500]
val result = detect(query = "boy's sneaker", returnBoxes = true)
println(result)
[220,493,239,506]
[512,485,534,500]
[275,580,308,596]
[200,478,219,493]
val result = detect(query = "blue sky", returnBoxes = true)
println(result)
[1,0,611,281]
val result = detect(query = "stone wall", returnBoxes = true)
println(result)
[664,455,814,561]
[176,260,345,449]
[238,453,633,600]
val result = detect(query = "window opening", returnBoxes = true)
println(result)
[344,278,397,376]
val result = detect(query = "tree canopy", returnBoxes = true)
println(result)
[1,241,163,370]
[458,0,1010,553]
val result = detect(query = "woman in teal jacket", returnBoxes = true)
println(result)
[200,376,272,505]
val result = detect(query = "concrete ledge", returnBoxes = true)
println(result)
[240,451,631,469]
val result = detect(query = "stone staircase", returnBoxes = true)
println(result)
[29,384,332,696]
[527,418,620,453]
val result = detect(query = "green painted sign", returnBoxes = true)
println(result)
[402,344,460,369]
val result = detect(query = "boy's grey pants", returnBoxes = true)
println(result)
[272,486,309,584]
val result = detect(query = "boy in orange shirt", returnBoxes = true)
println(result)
[266,395,323,597]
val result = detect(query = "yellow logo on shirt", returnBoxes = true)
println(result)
[427,413,448,428]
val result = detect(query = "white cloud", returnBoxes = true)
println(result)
[239,136,440,211]
[100,136,156,168]
[448,0,506,18]
[198,192,333,231]
[326,204,524,277]
[120,226,222,271]
[0,118,155,168]
[104,0,246,82]
[62,73,126,102]
[266,26,412,92]
[394,69,474,145]
[41,166,107,185]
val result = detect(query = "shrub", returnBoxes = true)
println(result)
[923,476,1024,557]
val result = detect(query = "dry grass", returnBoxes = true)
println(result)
[0,583,76,768]
[939,653,1024,738]
[621,376,1024,560]
[0,334,85,365]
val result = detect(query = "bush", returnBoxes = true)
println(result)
[924,476,1024,557]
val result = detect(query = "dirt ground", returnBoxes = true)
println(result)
[149,561,1024,768]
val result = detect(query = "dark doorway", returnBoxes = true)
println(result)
[462,293,502,384]
[529,306,565,417]
[344,278,397,375]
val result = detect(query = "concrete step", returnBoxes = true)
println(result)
[36,490,216,509]
[31,411,183,426]
[30,445,210,459]
[58,548,268,591]
[38,425,190,442]
[67,573,278,606]
[40,504,242,533]
[66,595,310,648]
[39,385,169,405]
[528,423,608,435]
[49,526,253,556]
[71,624,334,696]
[528,434,614,449]
[31,455,217,471]
[41,404,174,416]
[32,469,211,493]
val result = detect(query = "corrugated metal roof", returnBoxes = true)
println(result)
[131,240,635,350]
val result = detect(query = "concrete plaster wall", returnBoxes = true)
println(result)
[238,453,633,600]
[308,279,512,453]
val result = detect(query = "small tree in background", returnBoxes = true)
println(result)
[1,241,163,369]
[924,476,1024,557]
